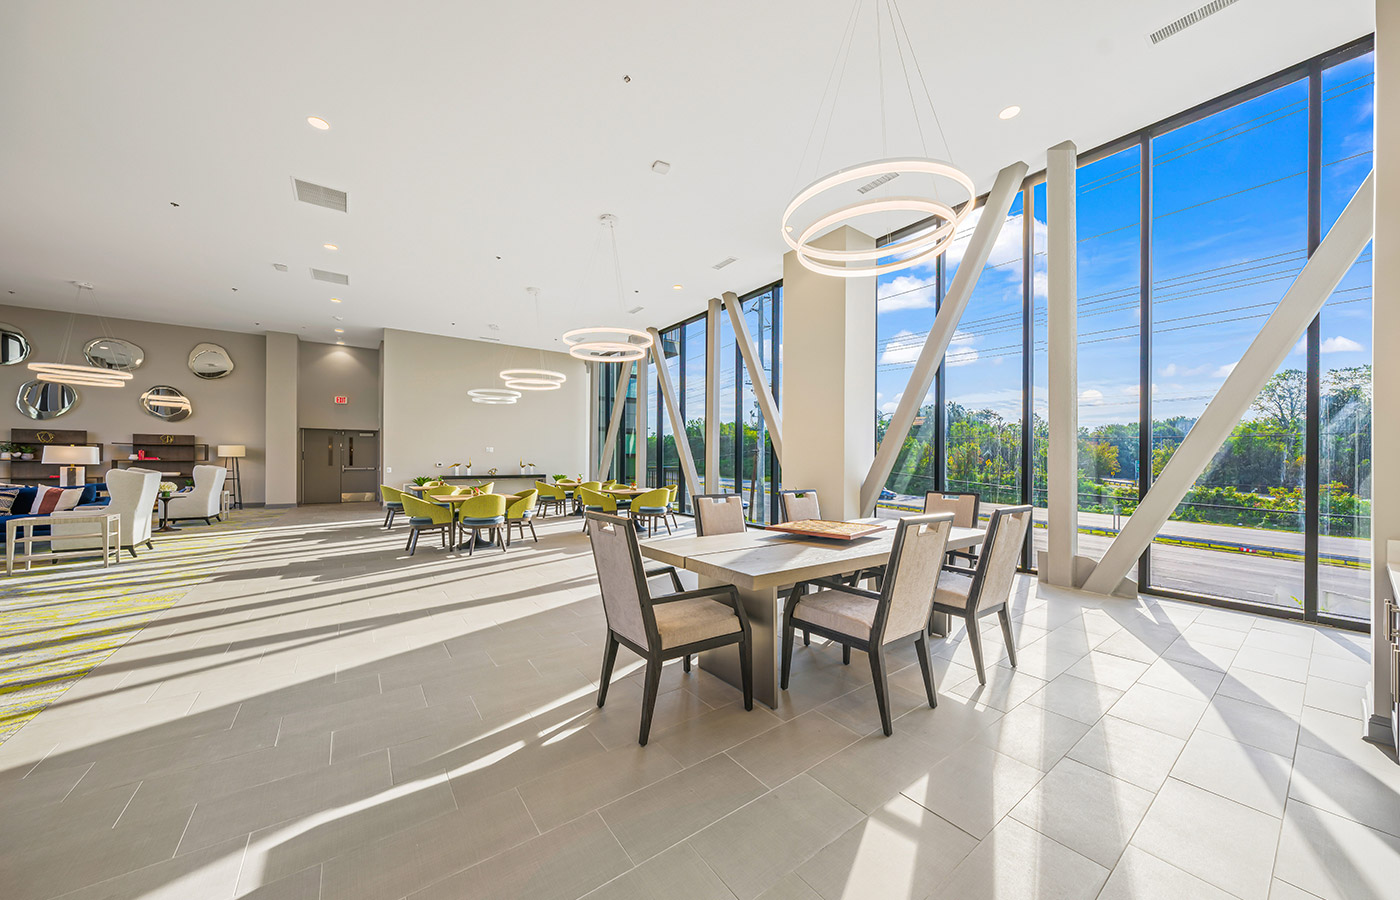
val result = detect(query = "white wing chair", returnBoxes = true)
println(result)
[51,468,160,557]
[165,464,227,524]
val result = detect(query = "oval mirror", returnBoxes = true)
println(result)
[16,380,77,419]
[188,343,234,379]
[84,337,146,371]
[0,323,31,365]
[140,385,192,422]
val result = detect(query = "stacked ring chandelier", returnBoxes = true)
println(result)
[560,214,653,363]
[27,282,134,387]
[783,0,974,278]
[468,388,520,405]
[499,368,567,391]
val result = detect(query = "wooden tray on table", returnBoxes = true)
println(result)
[765,519,887,541]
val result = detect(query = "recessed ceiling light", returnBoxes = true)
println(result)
[307,116,330,130]
[334,328,344,333]
[323,243,339,251]
[330,297,342,303]
[998,105,1021,120]
[672,284,683,291]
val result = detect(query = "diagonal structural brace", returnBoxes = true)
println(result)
[595,359,635,481]
[647,327,701,496]
[859,160,1030,515]
[724,291,783,462]
[1082,171,1375,596]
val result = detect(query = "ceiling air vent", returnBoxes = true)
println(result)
[292,178,348,212]
[311,268,350,286]
[857,172,899,193]
[712,256,738,270]
[1148,0,1242,44]
[627,305,645,314]
[271,263,288,272]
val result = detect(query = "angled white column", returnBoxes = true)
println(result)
[595,359,634,481]
[859,161,1030,514]
[1044,141,1080,587]
[724,292,783,462]
[705,297,722,492]
[648,327,700,496]
[1083,172,1376,597]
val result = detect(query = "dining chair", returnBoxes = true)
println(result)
[929,504,1033,683]
[663,484,680,530]
[475,482,495,495]
[423,484,457,503]
[579,486,616,532]
[504,489,539,545]
[379,485,406,528]
[924,490,981,570]
[629,487,672,537]
[400,494,454,556]
[777,488,821,523]
[781,512,954,735]
[693,493,746,536]
[586,511,753,745]
[459,493,508,556]
[534,481,565,517]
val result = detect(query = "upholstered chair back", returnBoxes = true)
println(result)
[778,489,821,523]
[923,491,979,528]
[879,513,953,641]
[586,513,651,647]
[694,494,746,536]
[972,506,1033,613]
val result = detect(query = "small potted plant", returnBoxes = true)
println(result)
[0,441,15,460]
[18,445,36,461]
[158,481,178,498]
[412,476,433,487]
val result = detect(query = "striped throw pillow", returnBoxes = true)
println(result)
[31,486,85,514]
[0,489,19,515]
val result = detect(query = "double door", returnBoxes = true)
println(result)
[302,429,379,504]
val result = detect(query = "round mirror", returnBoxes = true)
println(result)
[0,323,30,365]
[16,380,77,419]
[84,337,145,371]
[140,385,192,421]
[188,343,234,379]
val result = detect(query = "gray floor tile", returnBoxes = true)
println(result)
[1274,800,1400,900]
[971,703,1090,771]
[1107,682,1207,740]
[1009,756,1154,867]
[901,742,1043,840]
[938,816,1108,900]
[1061,651,1149,691]
[1097,845,1236,900]
[807,728,951,815]
[518,741,684,832]
[1196,693,1300,758]
[689,775,863,900]
[1216,668,1307,717]
[1023,672,1123,724]
[725,712,860,789]
[1288,744,1400,839]
[583,842,736,900]
[1170,730,1291,817]
[1066,715,1186,792]
[652,704,784,767]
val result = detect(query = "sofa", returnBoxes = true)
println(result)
[163,464,227,524]
[0,482,106,544]
[51,468,160,557]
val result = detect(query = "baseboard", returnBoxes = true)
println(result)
[1362,690,1398,751]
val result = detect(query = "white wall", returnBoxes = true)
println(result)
[0,304,269,503]
[380,328,588,484]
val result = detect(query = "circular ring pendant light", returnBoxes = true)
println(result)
[783,0,975,279]
[468,388,521,405]
[499,368,567,391]
[27,283,134,387]
[559,215,653,363]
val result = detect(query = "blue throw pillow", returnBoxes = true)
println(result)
[11,486,37,515]
[78,484,99,505]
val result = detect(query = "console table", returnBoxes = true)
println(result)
[6,513,121,575]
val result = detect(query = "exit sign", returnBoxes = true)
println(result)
[334,396,348,405]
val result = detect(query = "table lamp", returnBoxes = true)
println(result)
[43,445,100,487]
[217,444,246,510]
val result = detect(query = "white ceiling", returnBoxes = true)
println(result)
[0,0,1374,351]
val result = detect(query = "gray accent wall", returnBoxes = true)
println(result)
[380,328,588,484]
[298,343,380,431]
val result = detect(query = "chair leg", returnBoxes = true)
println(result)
[869,646,893,736]
[843,644,851,665]
[528,520,538,542]
[914,632,938,708]
[128,547,138,558]
[597,633,619,707]
[739,633,753,711]
[682,654,690,672]
[384,507,392,528]
[780,618,795,690]
[662,515,671,535]
[498,527,507,553]
[998,607,1018,668]
[145,540,154,549]
[407,528,418,556]
[803,629,810,646]
[467,528,475,557]
[966,613,987,684]
[639,659,662,746]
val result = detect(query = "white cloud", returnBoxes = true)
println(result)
[1321,335,1363,354]
[878,330,923,366]
[877,273,937,311]
[1213,362,1237,378]
[1079,389,1104,406]
[945,330,979,368]
[1161,363,1178,377]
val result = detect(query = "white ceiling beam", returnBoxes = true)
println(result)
[724,291,783,462]
[1082,171,1375,596]
[648,326,700,496]
[858,160,1029,515]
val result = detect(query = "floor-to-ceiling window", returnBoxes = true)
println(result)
[594,361,638,483]
[733,286,781,524]
[681,316,707,512]
[873,36,1372,627]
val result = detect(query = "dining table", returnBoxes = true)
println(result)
[640,519,987,708]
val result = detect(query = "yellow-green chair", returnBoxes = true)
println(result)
[473,482,495,495]
[505,489,539,545]
[380,485,406,529]
[459,492,507,556]
[535,481,566,517]
[400,494,454,555]
[423,483,457,500]
[664,484,680,530]
[579,486,615,532]
[629,488,672,537]
[575,480,603,516]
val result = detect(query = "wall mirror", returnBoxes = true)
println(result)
[0,323,30,365]
[188,343,234,379]
[84,337,145,370]
[16,380,77,419]
[140,385,192,421]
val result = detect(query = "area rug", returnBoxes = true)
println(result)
[0,507,287,744]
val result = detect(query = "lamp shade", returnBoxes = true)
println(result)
[216,445,247,457]
[42,445,100,466]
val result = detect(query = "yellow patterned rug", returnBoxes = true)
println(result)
[0,507,287,744]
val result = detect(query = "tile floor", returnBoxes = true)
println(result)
[1,503,1397,900]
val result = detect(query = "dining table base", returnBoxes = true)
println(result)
[695,575,783,708]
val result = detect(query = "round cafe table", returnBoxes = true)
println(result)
[155,495,180,533]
